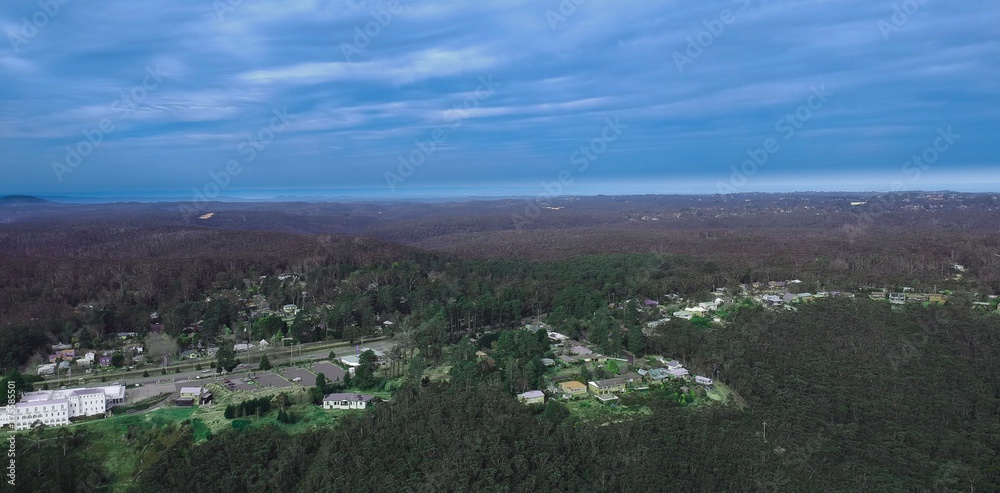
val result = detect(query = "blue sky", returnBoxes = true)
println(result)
[1,0,998,199]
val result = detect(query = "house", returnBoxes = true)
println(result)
[180,350,199,360]
[663,360,683,370]
[323,393,375,410]
[234,343,254,352]
[673,311,694,320]
[666,367,690,378]
[620,372,643,384]
[558,381,588,396]
[697,301,720,311]
[695,376,714,386]
[517,390,545,405]
[36,364,56,376]
[0,385,125,430]
[547,331,570,344]
[48,349,76,362]
[282,304,299,315]
[259,339,270,349]
[762,295,783,306]
[176,387,212,406]
[647,368,671,382]
[540,358,556,367]
[588,378,627,395]
[51,343,73,351]
[889,293,906,305]
[570,346,593,356]
[927,293,947,304]
[76,352,95,367]
[643,299,659,307]
[99,356,112,367]
[869,292,887,300]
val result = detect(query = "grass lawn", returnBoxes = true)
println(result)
[565,397,651,422]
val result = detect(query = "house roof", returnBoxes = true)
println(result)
[591,378,627,388]
[570,346,593,355]
[323,393,375,403]
[518,390,545,399]
[559,381,587,391]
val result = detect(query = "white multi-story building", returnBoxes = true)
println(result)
[0,385,125,430]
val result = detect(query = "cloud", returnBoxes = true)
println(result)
[0,0,998,196]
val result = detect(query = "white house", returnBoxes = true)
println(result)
[1,385,125,430]
[517,390,545,405]
[36,363,56,376]
[323,393,374,410]
[696,376,714,386]
[673,311,694,320]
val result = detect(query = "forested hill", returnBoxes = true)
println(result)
[17,300,999,492]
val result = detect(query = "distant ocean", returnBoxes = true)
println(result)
[10,182,999,204]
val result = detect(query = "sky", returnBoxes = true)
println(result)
[1,0,998,200]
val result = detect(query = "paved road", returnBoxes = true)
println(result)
[55,339,397,403]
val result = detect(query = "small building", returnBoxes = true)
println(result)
[647,368,671,382]
[594,394,619,405]
[672,311,694,320]
[323,393,375,410]
[547,331,569,344]
[695,376,714,386]
[176,387,212,406]
[540,358,555,367]
[36,364,56,376]
[558,381,588,396]
[666,367,690,378]
[570,346,593,356]
[889,293,906,305]
[517,390,545,405]
[588,378,627,395]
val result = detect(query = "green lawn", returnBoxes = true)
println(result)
[565,397,650,422]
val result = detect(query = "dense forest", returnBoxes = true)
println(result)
[12,300,1000,491]
[3,194,1000,491]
